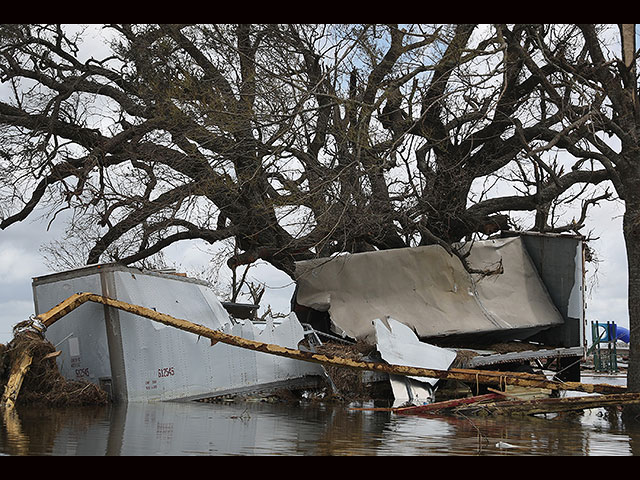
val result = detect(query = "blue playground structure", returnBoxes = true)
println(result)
[589,321,629,373]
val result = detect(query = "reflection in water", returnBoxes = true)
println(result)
[2,398,640,455]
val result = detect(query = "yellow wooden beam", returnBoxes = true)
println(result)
[29,292,625,396]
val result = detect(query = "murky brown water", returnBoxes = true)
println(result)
[2,400,640,455]
[2,374,639,455]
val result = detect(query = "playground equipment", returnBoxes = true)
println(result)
[589,321,626,373]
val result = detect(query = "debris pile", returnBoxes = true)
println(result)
[313,340,388,402]
[0,322,109,408]
[451,349,479,369]
[2,290,636,419]
[391,390,640,418]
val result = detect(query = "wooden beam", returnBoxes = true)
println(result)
[453,392,640,416]
[394,393,505,414]
[34,292,626,395]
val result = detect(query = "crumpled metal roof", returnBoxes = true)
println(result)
[294,237,564,343]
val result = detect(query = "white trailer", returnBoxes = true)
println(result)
[31,264,324,402]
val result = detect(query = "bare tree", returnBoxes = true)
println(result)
[9,23,639,403]
[1,25,616,315]
[0,25,608,269]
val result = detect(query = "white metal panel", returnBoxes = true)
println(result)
[374,317,457,386]
[295,237,565,342]
[389,375,434,407]
[110,268,322,402]
[112,270,228,331]
[374,318,456,407]
[568,243,584,320]
[254,313,320,381]
[34,269,112,384]
[112,270,241,401]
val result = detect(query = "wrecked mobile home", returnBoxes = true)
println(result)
[2,231,638,414]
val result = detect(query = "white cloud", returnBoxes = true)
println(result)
[0,242,45,283]
[581,200,629,329]
[0,212,64,343]
[0,299,34,344]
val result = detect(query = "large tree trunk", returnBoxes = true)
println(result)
[624,201,640,397]
[619,24,640,400]
[623,196,640,423]
[623,199,640,421]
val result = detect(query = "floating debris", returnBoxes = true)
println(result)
[496,441,519,449]
[451,392,640,417]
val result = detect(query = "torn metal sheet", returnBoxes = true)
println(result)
[32,264,324,402]
[464,346,585,368]
[374,318,457,406]
[519,232,586,349]
[374,318,458,385]
[388,375,434,408]
[295,237,565,344]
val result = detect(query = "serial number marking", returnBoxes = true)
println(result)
[158,367,175,378]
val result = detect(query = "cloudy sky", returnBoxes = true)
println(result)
[0,211,299,343]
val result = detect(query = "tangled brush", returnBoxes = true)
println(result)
[0,321,109,407]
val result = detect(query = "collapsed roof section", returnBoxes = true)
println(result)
[294,235,578,347]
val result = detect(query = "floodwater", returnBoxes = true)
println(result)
[2,375,639,456]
